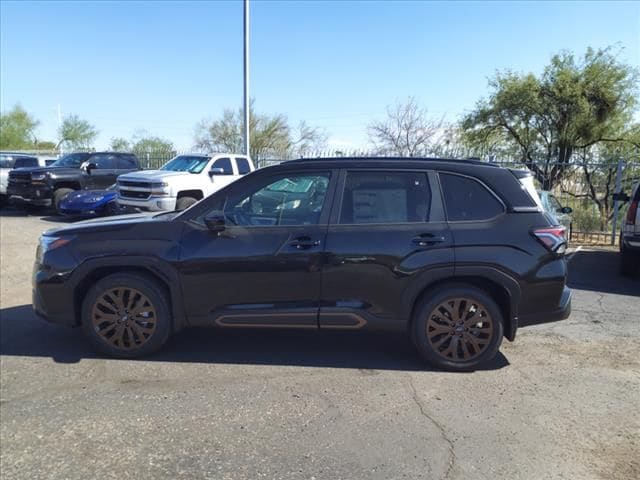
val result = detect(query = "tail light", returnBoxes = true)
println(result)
[626,199,638,225]
[533,226,567,253]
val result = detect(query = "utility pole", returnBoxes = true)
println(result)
[243,0,250,157]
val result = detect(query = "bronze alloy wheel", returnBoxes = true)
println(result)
[91,287,157,350]
[426,297,494,362]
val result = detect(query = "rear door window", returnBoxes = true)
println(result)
[212,157,233,175]
[439,173,504,221]
[236,157,251,174]
[339,171,431,224]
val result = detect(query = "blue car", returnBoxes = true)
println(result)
[58,185,133,217]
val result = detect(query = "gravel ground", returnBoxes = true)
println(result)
[1,209,639,480]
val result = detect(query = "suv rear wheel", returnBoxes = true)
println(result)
[412,285,503,371]
[81,273,172,358]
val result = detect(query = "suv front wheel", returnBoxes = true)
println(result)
[81,273,172,358]
[412,285,504,371]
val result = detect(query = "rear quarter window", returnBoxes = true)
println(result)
[439,173,504,221]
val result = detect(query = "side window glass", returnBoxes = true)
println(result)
[236,157,251,174]
[90,155,116,169]
[339,171,430,224]
[439,173,504,221]
[121,156,139,169]
[212,158,233,175]
[203,173,331,227]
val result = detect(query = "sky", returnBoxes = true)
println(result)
[1,0,639,151]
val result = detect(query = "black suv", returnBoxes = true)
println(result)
[32,158,571,370]
[8,152,140,212]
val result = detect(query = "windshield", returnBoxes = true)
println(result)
[161,155,210,174]
[51,153,90,168]
[0,154,38,168]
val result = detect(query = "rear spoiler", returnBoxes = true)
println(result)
[509,169,533,179]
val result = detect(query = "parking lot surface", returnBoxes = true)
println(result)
[1,209,639,480]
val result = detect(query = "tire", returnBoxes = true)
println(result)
[53,188,74,213]
[620,246,640,277]
[0,194,6,208]
[104,201,120,216]
[175,196,197,211]
[412,284,504,371]
[81,273,172,358]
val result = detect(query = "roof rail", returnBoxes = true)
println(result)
[286,156,500,167]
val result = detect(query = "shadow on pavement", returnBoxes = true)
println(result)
[0,304,509,372]
[568,250,639,296]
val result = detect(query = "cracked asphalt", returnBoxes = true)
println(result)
[1,210,639,480]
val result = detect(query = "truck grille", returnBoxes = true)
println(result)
[8,171,31,184]
[118,180,151,188]
[119,190,151,200]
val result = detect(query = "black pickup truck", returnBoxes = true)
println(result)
[8,152,140,212]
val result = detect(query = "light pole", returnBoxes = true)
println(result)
[243,0,250,157]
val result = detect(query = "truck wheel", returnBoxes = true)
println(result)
[81,273,172,358]
[176,196,197,211]
[53,188,74,213]
[412,284,503,371]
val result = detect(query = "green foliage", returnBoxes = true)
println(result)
[57,115,98,150]
[131,135,174,153]
[462,47,638,188]
[110,137,131,151]
[0,104,40,149]
[195,100,325,160]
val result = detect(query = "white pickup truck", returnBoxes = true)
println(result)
[116,153,255,211]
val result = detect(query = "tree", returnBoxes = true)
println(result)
[194,100,325,161]
[57,114,98,150]
[110,137,131,151]
[462,47,638,188]
[130,131,174,154]
[0,104,40,149]
[367,97,444,156]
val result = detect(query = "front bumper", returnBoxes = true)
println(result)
[117,195,176,212]
[518,286,572,327]
[8,183,53,206]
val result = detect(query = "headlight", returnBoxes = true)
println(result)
[31,172,47,182]
[83,195,105,203]
[37,235,73,262]
[151,181,170,196]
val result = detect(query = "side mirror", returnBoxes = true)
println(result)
[209,167,225,176]
[204,213,226,233]
[612,192,630,202]
[560,206,573,214]
[83,162,98,174]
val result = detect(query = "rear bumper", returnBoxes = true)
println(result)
[518,286,572,327]
[621,234,640,251]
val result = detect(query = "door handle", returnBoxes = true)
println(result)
[290,237,321,250]
[412,234,446,247]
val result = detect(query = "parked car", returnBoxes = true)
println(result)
[616,182,640,276]
[7,152,140,213]
[538,190,573,234]
[32,157,571,371]
[57,184,137,218]
[0,152,46,206]
[116,153,254,212]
